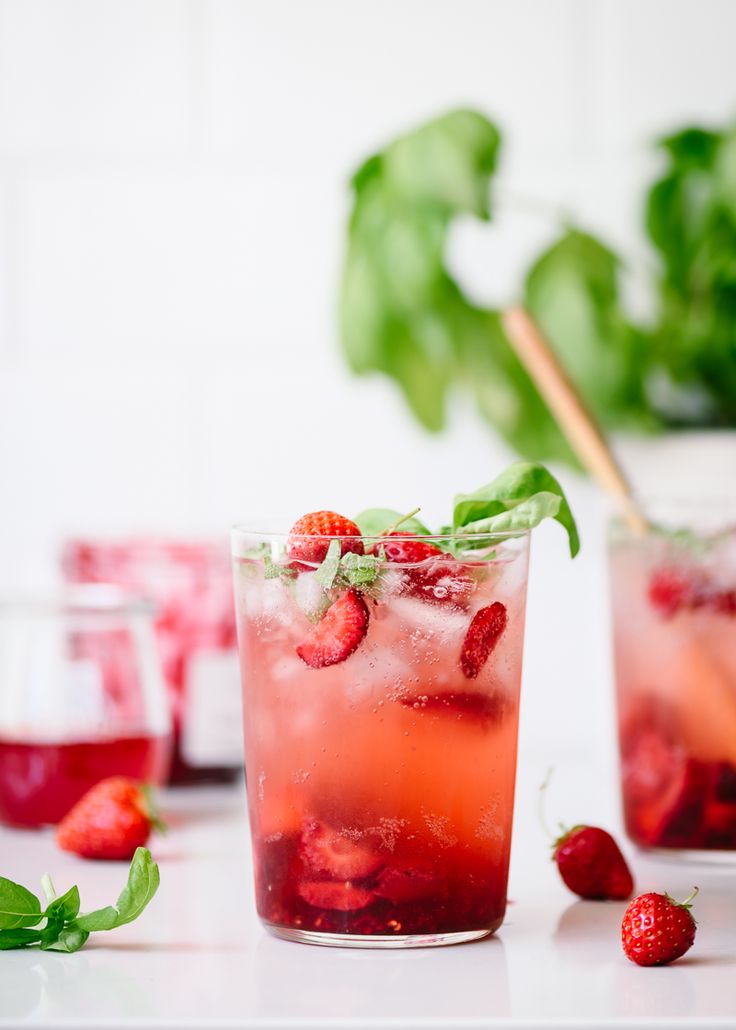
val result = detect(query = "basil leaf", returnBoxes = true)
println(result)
[0,878,43,929]
[109,847,160,928]
[0,927,43,949]
[355,508,431,537]
[77,847,160,932]
[75,907,118,932]
[44,886,80,924]
[314,539,341,590]
[453,462,580,557]
[43,923,90,953]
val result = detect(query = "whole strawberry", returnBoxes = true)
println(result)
[57,777,162,861]
[554,825,634,900]
[288,511,364,565]
[622,888,698,966]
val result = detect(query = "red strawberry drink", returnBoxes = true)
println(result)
[234,524,528,945]
[234,469,578,947]
[610,517,736,854]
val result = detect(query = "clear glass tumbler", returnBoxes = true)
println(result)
[0,585,172,827]
[62,538,242,785]
[609,506,736,858]
[232,526,530,947]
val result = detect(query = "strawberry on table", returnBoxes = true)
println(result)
[553,825,634,901]
[296,588,369,668]
[56,777,162,861]
[288,511,364,566]
[621,888,698,966]
[460,602,507,678]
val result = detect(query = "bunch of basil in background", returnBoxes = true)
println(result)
[339,110,736,467]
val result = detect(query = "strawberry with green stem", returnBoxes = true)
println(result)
[622,887,698,966]
[540,770,634,900]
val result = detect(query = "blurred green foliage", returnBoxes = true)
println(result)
[339,110,736,465]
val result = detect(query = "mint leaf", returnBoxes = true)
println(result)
[0,878,43,929]
[355,508,431,537]
[263,554,296,581]
[453,462,580,557]
[314,539,341,590]
[44,923,90,953]
[338,552,383,588]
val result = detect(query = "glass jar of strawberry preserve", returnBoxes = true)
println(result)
[63,538,242,785]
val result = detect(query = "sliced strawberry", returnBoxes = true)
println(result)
[712,762,736,804]
[371,534,474,608]
[410,553,475,608]
[620,699,708,847]
[296,589,369,669]
[399,690,505,727]
[287,511,364,566]
[300,823,382,880]
[374,866,446,904]
[710,589,736,616]
[297,880,375,912]
[460,602,507,679]
[648,568,693,617]
[649,567,736,618]
[375,533,444,565]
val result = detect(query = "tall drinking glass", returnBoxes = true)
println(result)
[232,527,530,947]
[610,505,736,858]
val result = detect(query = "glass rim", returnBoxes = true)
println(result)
[230,524,531,545]
[0,584,157,616]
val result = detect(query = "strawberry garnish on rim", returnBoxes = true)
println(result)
[288,511,364,566]
[460,602,507,678]
[296,588,369,668]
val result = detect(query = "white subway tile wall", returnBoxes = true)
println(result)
[0,0,733,764]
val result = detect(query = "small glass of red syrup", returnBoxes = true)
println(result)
[0,585,172,827]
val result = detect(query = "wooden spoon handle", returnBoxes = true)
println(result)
[502,306,648,535]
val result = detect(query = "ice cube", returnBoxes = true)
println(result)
[388,596,469,646]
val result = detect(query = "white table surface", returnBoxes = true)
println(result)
[1,763,735,1030]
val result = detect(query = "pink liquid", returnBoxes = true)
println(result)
[235,541,529,940]
[0,735,171,827]
[611,532,736,850]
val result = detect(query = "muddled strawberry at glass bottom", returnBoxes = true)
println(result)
[610,514,736,856]
[232,525,530,947]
